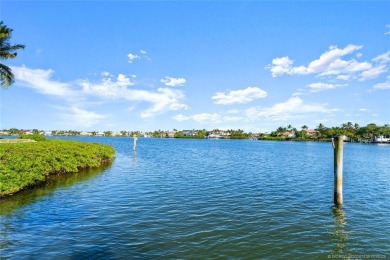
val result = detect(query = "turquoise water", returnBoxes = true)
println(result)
[1,137,389,259]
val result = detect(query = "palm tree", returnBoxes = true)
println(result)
[0,21,25,88]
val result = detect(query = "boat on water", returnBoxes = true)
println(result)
[372,135,390,143]
[207,134,224,139]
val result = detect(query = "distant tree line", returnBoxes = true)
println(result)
[263,122,390,142]
[2,122,389,142]
[174,130,206,139]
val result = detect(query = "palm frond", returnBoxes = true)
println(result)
[0,22,24,87]
[0,63,14,88]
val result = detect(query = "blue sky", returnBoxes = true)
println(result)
[1,1,389,132]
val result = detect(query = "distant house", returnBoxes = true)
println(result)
[342,135,350,142]
[207,129,229,138]
[207,133,223,139]
[221,131,231,138]
[281,131,296,138]
[304,129,317,137]
[182,130,198,137]
[167,131,176,138]
[372,135,390,143]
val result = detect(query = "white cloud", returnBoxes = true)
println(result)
[127,104,137,112]
[139,88,188,118]
[11,66,76,97]
[266,45,388,81]
[373,82,390,89]
[212,86,267,105]
[337,75,351,80]
[61,106,107,127]
[127,53,140,63]
[116,74,133,87]
[385,24,390,35]
[244,96,339,121]
[173,96,338,125]
[11,66,109,127]
[292,91,303,96]
[307,82,345,92]
[359,108,369,112]
[35,48,43,56]
[373,76,390,90]
[357,51,390,80]
[101,71,111,77]
[192,113,221,123]
[172,114,189,122]
[372,51,390,64]
[12,65,188,119]
[160,76,186,87]
[359,65,387,81]
[226,109,240,114]
[223,116,243,122]
[308,44,362,74]
[267,56,294,77]
[174,113,240,124]
[81,78,188,117]
[80,74,135,98]
[169,102,188,110]
[173,113,221,123]
[139,50,151,61]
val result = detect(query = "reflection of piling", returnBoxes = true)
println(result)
[331,206,348,254]
[133,135,137,151]
[332,136,343,206]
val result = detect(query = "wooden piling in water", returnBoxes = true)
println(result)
[133,134,137,151]
[333,136,343,206]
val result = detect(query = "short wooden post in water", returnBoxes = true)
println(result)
[133,134,137,151]
[333,136,344,206]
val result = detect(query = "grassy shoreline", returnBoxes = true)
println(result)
[0,139,115,197]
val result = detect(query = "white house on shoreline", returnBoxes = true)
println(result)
[372,135,390,143]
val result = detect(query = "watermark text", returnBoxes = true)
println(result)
[328,254,386,259]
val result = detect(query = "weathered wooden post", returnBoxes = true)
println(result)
[133,134,137,151]
[332,135,343,206]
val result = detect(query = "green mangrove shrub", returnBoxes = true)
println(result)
[18,134,46,141]
[0,140,115,196]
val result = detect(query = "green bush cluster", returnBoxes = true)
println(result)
[18,134,47,141]
[0,140,115,197]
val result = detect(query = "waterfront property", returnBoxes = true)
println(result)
[207,133,224,139]
[372,135,390,143]
[2,122,389,142]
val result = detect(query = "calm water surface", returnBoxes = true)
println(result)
[1,137,389,259]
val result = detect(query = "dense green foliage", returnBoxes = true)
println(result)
[227,129,251,139]
[174,130,206,139]
[0,140,115,196]
[266,122,390,142]
[18,134,46,141]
